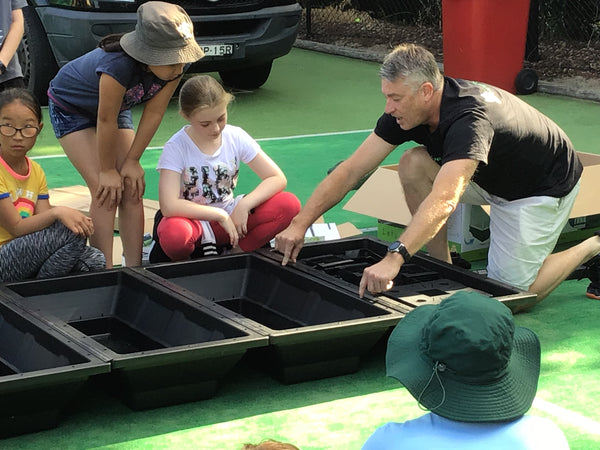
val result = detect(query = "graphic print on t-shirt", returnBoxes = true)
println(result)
[14,196,35,218]
[214,165,231,198]
[121,82,162,111]
[182,166,201,201]
[181,160,239,206]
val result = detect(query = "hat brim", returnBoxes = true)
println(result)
[120,31,205,66]
[386,303,540,422]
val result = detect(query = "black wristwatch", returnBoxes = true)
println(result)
[0,62,6,75]
[387,240,412,262]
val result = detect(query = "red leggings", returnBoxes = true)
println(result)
[157,191,301,261]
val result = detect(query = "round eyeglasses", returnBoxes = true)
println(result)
[0,124,40,138]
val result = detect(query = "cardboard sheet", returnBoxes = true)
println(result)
[344,151,600,225]
[48,185,158,233]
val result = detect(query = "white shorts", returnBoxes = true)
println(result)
[460,181,580,291]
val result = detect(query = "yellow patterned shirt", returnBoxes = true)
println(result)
[0,155,49,247]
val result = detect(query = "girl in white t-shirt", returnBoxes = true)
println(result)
[151,75,300,262]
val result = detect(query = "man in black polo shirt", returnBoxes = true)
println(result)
[275,43,600,311]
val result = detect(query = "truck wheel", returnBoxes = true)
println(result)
[219,61,272,90]
[17,6,59,105]
[515,69,538,95]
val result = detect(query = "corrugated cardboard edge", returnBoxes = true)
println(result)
[50,188,363,266]
[342,165,412,225]
[343,151,600,224]
[314,215,362,238]
[48,185,158,233]
[336,222,362,238]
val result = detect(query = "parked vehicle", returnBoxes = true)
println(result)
[18,1,302,103]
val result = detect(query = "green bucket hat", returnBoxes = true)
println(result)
[386,291,540,422]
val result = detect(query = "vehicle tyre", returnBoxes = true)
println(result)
[18,6,59,105]
[219,61,273,90]
[515,69,538,95]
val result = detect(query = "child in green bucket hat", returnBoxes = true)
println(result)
[362,291,569,449]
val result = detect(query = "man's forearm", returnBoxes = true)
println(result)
[293,163,360,228]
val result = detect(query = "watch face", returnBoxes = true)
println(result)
[388,241,401,251]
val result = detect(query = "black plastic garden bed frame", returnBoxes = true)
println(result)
[136,253,405,384]
[0,296,109,437]
[256,236,536,313]
[1,269,268,411]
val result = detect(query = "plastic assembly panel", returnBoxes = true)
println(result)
[1,269,267,410]
[257,236,536,313]
[0,297,109,437]
[138,253,404,384]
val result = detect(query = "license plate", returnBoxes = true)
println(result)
[202,44,234,56]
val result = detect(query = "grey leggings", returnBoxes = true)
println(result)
[0,221,106,283]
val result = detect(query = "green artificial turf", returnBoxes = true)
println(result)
[6,47,600,449]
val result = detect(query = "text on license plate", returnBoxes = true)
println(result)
[202,45,234,56]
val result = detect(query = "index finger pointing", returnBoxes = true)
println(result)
[281,249,290,266]
[358,275,367,298]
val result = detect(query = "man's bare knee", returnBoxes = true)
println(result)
[398,146,437,184]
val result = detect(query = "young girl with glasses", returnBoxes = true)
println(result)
[0,88,105,282]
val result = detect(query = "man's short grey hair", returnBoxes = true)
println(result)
[380,43,444,92]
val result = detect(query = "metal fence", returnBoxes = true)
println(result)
[297,0,600,80]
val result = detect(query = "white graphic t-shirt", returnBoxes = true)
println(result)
[157,124,260,213]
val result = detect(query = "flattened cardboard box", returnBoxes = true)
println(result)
[48,185,159,233]
[312,215,362,240]
[50,187,361,267]
[48,187,362,238]
[344,151,600,250]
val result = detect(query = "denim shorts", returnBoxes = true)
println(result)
[48,99,134,139]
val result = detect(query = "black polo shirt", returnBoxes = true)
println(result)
[374,77,582,200]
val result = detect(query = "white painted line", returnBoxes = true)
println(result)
[255,129,372,142]
[29,154,68,160]
[30,129,373,160]
[533,397,600,435]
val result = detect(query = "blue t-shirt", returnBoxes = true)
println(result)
[48,47,170,118]
[362,413,570,450]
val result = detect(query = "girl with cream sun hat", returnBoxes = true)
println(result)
[47,1,204,268]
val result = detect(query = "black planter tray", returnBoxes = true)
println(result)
[136,253,405,384]
[256,236,536,313]
[0,296,109,437]
[1,268,268,410]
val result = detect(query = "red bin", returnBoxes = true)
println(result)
[442,0,531,93]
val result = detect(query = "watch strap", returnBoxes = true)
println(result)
[388,240,412,262]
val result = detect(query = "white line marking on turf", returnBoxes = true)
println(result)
[29,154,69,160]
[533,397,600,435]
[255,129,372,142]
[30,130,373,160]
